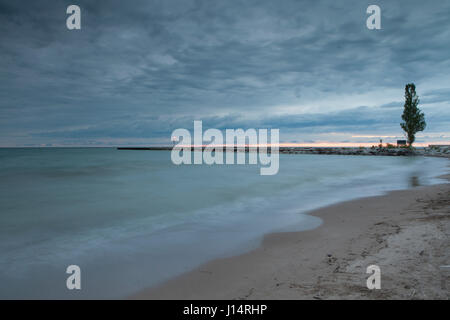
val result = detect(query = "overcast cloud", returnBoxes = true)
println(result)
[1,0,449,146]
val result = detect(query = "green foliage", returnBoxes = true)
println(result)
[400,83,426,146]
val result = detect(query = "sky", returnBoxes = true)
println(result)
[1,0,450,147]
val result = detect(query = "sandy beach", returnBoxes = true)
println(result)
[133,172,449,300]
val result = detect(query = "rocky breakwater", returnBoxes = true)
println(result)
[417,145,450,158]
[279,147,417,157]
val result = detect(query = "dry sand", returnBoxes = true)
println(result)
[133,174,450,300]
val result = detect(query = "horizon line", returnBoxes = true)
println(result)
[2,141,450,148]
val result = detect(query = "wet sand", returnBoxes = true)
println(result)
[133,174,450,300]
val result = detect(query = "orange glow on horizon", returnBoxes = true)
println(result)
[278,141,450,147]
[175,141,450,148]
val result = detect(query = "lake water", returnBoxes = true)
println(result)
[0,148,447,298]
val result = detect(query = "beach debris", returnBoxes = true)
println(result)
[327,254,337,264]
[333,265,341,273]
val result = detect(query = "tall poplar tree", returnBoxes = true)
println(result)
[400,83,426,146]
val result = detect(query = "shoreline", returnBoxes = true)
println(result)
[117,146,450,158]
[132,172,449,300]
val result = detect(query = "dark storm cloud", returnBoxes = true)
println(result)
[0,0,450,145]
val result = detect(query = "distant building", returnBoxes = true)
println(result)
[397,140,407,146]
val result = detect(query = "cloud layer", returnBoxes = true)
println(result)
[1,0,449,146]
